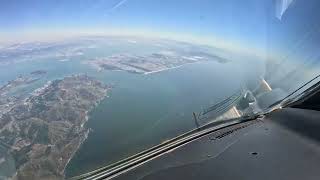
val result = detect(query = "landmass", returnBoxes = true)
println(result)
[0,72,47,117]
[0,42,86,66]
[30,70,47,76]
[84,51,229,74]
[0,74,110,179]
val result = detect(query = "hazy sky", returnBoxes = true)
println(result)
[0,0,319,61]
[0,0,271,44]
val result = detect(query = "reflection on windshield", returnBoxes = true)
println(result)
[0,0,319,179]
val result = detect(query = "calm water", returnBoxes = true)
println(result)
[64,59,263,177]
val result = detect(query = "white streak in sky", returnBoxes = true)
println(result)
[109,0,128,12]
[276,0,294,20]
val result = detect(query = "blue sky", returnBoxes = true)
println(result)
[0,0,271,41]
[0,0,320,61]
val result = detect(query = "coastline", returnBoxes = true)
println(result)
[63,89,110,177]
[1,74,111,179]
[143,61,204,75]
[62,128,90,177]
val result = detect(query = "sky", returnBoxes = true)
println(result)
[0,0,271,44]
[0,0,320,61]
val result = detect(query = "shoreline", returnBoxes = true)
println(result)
[63,90,110,177]
[62,128,90,177]
[143,61,204,75]
[3,74,111,179]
